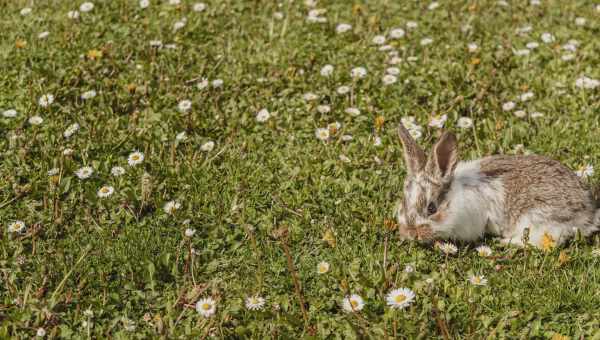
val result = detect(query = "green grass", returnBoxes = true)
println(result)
[1,0,600,338]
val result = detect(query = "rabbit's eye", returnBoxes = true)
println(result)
[427,202,437,216]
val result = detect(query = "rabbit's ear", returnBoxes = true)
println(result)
[398,124,426,176]
[426,131,458,181]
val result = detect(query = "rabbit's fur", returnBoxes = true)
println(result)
[395,124,599,248]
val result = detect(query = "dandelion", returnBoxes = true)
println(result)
[111,166,125,177]
[502,101,516,111]
[97,185,115,198]
[541,32,555,43]
[320,64,334,77]
[256,109,270,122]
[420,38,433,46]
[200,141,215,152]
[303,92,319,101]
[519,92,534,101]
[185,228,196,237]
[81,90,97,100]
[475,245,492,257]
[178,100,192,113]
[468,275,488,286]
[345,107,360,116]
[64,123,80,138]
[67,10,80,19]
[128,151,144,166]
[351,67,367,79]
[28,116,43,125]
[337,86,350,95]
[317,261,330,274]
[317,105,331,114]
[20,7,32,16]
[382,74,397,85]
[372,35,386,45]
[341,294,365,313]
[75,166,94,179]
[438,242,458,255]
[245,296,266,311]
[336,23,352,34]
[457,117,473,129]
[38,94,54,107]
[193,3,207,12]
[8,221,26,233]
[575,76,600,89]
[575,164,594,179]
[428,114,447,128]
[164,201,181,215]
[79,2,94,12]
[196,297,217,318]
[389,28,405,39]
[3,109,17,118]
[467,43,478,52]
[386,288,415,309]
[315,128,330,141]
[541,232,556,251]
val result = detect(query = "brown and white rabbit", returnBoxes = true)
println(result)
[395,123,599,248]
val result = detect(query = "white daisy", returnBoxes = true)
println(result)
[67,10,80,19]
[373,136,382,146]
[111,166,125,177]
[128,151,144,166]
[64,123,80,138]
[3,109,17,118]
[164,200,181,215]
[28,116,43,125]
[457,117,473,129]
[540,32,555,43]
[562,43,577,52]
[530,111,544,119]
[406,21,418,29]
[389,28,405,39]
[341,294,365,313]
[75,166,94,179]
[317,261,330,274]
[530,0,540,5]
[420,38,433,46]
[212,79,224,88]
[341,135,353,142]
[81,90,97,100]
[592,248,600,257]
[195,298,216,318]
[428,1,439,10]
[428,114,447,128]
[475,245,493,257]
[317,105,330,114]
[575,164,594,179]
[48,168,60,176]
[36,328,46,337]
[320,64,334,77]
[574,17,586,26]
[245,295,266,311]
[519,92,534,101]
[173,20,186,31]
[386,288,415,309]
[575,76,600,89]
[178,100,192,113]
[438,242,458,255]
[200,141,215,152]
[79,2,94,12]
[336,86,350,95]
[38,31,50,39]
[350,67,367,79]
[386,67,400,75]
[388,56,403,65]
[8,221,26,233]
[185,228,196,237]
[404,264,414,273]
[502,101,516,111]
[20,7,32,16]
[273,12,284,20]
[169,0,180,4]
[467,43,478,52]
[139,0,150,9]
[468,275,488,286]
[336,23,352,34]
[256,109,270,122]
[193,3,207,12]
[345,107,360,116]
[514,110,527,118]
[372,35,386,45]
[526,42,539,49]
[303,92,319,101]
[315,128,330,141]
[382,74,397,85]
[97,185,115,198]
[63,148,74,156]
[516,25,532,35]
[38,94,54,107]
[561,54,575,61]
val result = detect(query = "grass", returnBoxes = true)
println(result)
[1,0,600,338]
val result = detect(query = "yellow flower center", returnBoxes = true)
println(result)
[473,277,481,284]
[132,155,140,160]
[350,300,359,308]
[394,294,406,303]
[201,303,211,310]
[101,187,109,193]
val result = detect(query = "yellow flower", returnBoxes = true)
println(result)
[558,250,569,265]
[375,116,385,130]
[322,229,336,248]
[551,334,569,340]
[470,58,481,65]
[87,49,103,60]
[541,232,556,251]
[15,39,27,49]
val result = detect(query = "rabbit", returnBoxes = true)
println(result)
[395,123,600,248]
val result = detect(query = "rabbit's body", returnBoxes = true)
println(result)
[395,124,599,248]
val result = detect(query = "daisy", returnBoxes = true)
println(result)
[388,56,402,65]
[428,114,447,128]
[75,166,94,179]
[592,248,600,257]
[139,0,150,9]
[320,64,334,77]
[562,43,577,52]
[97,185,115,198]
[317,261,330,274]
[315,128,330,141]
[67,10,80,19]
[341,294,365,313]
[575,164,594,179]
[176,131,187,141]
[38,31,50,39]
[468,275,488,286]
[79,2,94,12]
[350,67,367,79]
[38,94,54,107]
[193,3,207,12]
[502,101,515,111]
[497,0,509,6]
[128,151,144,166]
[526,42,539,49]
[36,328,46,337]
[8,221,26,233]
[81,90,97,100]
[200,141,215,152]
[336,23,352,34]
[372,35,386,45]
[164,201,181,215]
[386,67,400,75]
[336,86,350,95]
[373,136,382,146]
[519,92,534,101]
[178,100,192,113]
[516,25,532,35]
[428,1,439,10]
[382,74,397,85]
[389,28,405,39]
[420,38,433,46]
[214,80,224,88]
[20,7,32,16]
[345,107,360,116]
[63,148,74,156]
[169,0,180,4]
[541,32,555,43]
[438,242,458,255]
[245,295,266,311]
[28,116,43,125]
[256,109,270,122]
[111,166,125,177]
[303,92,319,101]
[47,168,59,176]
[475,245,492,257]
[467,43,478,52]
[173,20,186,31]
[575,76,600,89]
[273,12,284,20]
[530,0,540,5]
[3,109,17,118]
[386,288,415,309]
[574,17,586,26]
[406,21,418,29]
[404,265,414,273]
[514,110,527,118]
[196,298,217,318]
[457,117,473,129]
[64,123,80,138]
[185,228,196,237]
[317,105,330,114]
[341,135,353,142]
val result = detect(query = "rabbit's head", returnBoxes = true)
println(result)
[396,124,458,242]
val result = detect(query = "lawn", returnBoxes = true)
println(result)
[1,0,600,338]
